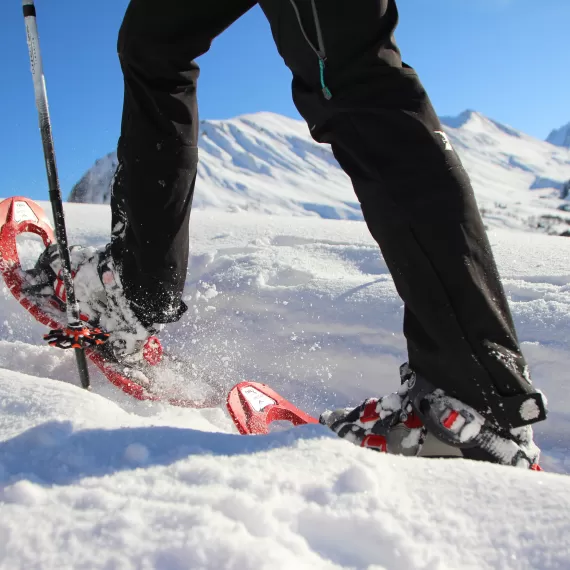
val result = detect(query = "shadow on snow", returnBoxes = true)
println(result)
[0,420,334,487]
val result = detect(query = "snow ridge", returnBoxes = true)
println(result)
[70,152,117,204]
[547,121,570,148]
[70,113,359,220]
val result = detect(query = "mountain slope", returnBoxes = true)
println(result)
[440,110,570,233]
[547,121,570,148]
[69,111,570,234]
[70,113,360,220]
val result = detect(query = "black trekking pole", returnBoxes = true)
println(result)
[22,0,108,389]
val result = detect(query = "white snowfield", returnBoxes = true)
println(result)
[1,203,570,569]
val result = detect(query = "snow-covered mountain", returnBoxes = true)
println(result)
[69,111,570,235]
[70,113,360,220]
[547,121,570,148]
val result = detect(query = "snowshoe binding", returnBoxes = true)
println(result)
[320,363,543,470]
[0,197,207,406]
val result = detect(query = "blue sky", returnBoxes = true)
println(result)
[0,0,568,201]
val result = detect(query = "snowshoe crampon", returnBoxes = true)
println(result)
[0,196,212,408]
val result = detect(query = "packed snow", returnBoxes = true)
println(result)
[69,111,570,236]
[1,201,569,569]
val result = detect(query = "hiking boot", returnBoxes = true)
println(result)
[320,363,543,469]
[22,243,163,366]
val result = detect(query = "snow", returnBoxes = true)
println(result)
[70,113,359,220]
[1,202,570,568]
[520,398,541,421]
[547,122,570,149]
[70,111,570,235]
[439,111,570,232]
[69,152,118,204]
[2,374,570,570]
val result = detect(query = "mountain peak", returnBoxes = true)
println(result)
[206,111,304,132]
[440,109,480,129]
[440,110,522,139]
[547,122,570,148]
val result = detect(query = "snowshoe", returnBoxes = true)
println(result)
[0,196,212,407]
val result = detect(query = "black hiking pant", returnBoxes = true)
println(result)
[112,0,546,429]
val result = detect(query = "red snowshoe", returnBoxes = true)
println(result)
[0,196,213,408]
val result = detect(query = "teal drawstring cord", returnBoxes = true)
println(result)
[319,58,332,100]
[288,0,332,101]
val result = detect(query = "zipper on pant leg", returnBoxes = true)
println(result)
[288,0,332,100]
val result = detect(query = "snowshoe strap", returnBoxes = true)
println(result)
[44,325,110,350]
[403,367,542,468]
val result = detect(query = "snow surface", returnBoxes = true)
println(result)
[69,111,570,235]
[1,202,570,569]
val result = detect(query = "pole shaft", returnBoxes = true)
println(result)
[23,0,91,389]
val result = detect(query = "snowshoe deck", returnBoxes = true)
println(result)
[227,381,318,434]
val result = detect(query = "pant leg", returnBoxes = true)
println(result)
[259,0,546,429]
[112,0,257,325]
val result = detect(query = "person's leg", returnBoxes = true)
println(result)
[259,0,546,434]
[112,0,257,326]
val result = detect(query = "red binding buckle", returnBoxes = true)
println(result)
[442,410,460,429]
[44,326,109,350]
[142,336,163,366]
[360,400,381,423]
[361,434,387,452]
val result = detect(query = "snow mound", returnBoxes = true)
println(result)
[2,369,570,570]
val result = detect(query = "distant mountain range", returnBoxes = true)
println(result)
[69,111,570,236]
